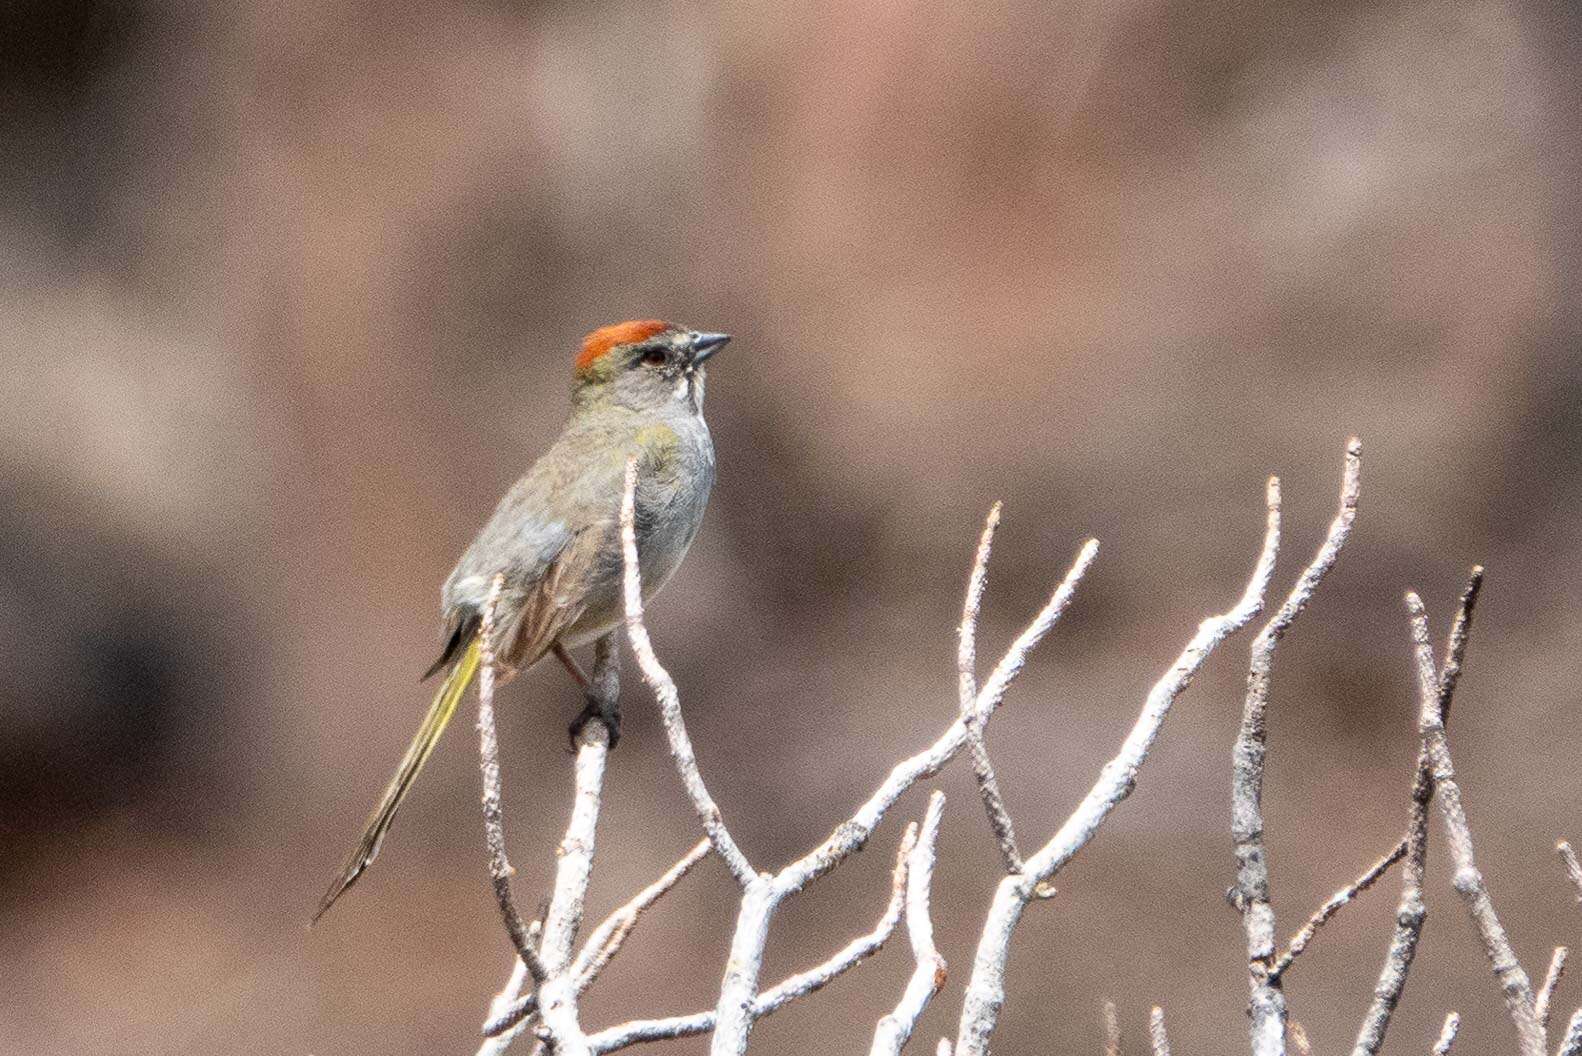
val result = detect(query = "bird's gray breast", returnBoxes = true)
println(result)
[630,414,715,589]
[563,412,714,645]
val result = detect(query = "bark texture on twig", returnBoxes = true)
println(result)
[1538,947,1569,1031]
[1350,761,1432,1052]
[958,503,1024,874]
[477,573,549,984]
[1351,572,1486,1056]
[583,817,925,1054]
[1559,1010,1582,1056]
[1148,1008,1171,1056]
[1271,837,1407,982]
[755,828,914,1016]
[573,839,711,993]
[619,455,1105,1056]
[619,464,756,890]
[1431,1012,1461,1055]
[871,791,948,1056]
[1407,579,1545,1056]
[1559,841,1582,904]
[1233,440,1361,1056]
[1104,1000,1123,1056]
[478,638,617,1056]
[954,475,1282,1056]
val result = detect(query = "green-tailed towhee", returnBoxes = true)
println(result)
[315,320,728,922]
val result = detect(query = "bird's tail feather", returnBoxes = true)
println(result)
[313,637,483,923]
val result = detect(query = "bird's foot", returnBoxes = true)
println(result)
[568,695,620,751]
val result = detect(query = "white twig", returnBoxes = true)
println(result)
[1149,1008,1171,1056]
[1558,1010,1582,1056]
[1290,1022,1312,1056]
[755,826,915,1016]
[954,475,1282,1056]
[481,924,542,1039]
[621,469,1100,1055]
[1432,1012,1461,1055]
[1539,948,1569,1031]
[872,792,949,1056]
[784,537,1101,895]
[1559,842,1582,904]
[1234,440,1361,1056]
[479,638,615,1056]
[1350,571,1484,1056]
[572,839,712,993]
[619,460,756,888]
[1350,772,1431,1054]
[1407,579,1545,1056]
[477,574,550,984]
[1105,1000,1123,1056]
[584,820,924,1054]
[1271,836,1408,982]
[958,503,1024,874]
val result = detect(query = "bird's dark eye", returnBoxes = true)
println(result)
[639,348,668,367]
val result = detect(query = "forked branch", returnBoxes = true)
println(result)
[955,471,1283,1056]
[1407,580,1544,1056]
[1233,439,1362,1055]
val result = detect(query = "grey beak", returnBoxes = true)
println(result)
[689,331,731,364]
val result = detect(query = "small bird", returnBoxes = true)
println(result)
[314,320,728,922]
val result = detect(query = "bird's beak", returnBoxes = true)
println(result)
[689,331,730,365]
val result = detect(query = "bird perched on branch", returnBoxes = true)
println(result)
[314,320,728,922]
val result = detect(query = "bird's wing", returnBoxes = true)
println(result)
[495,522,607,670]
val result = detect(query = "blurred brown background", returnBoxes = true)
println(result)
[1,0,1579,1053]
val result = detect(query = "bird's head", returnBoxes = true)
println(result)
[573,320,729,413]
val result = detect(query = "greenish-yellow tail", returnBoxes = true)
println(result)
[313,638,482,923]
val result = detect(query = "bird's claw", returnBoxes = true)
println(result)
[568,695,620,751]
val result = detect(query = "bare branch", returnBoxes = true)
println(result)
[871,791,949,1056]
[619,459,756,888]
[783,538,1100,897]
[1435,569,1479,723]
[481,923,543,1039]
[572,839,712,993]
[1538,948,1569,1031]
[1407,580,1545,1056]
[1431,1013,1461,1055]
[1234,439,1361,1055]
[1149,1008,1171,1056]
[1104,1000,1123,1056]
[958,503,1024,874]
[1290,1022,1312,1056]
[955,475,1282,1056]
[586,821,924,1055]
[1559,1010,1582,1056]
[480,639,615,1056]
[1351,572,1486,1056]
[629,532,1093,1056]
[1350,757,1431,1052]
[755,825,915,1016]
[477,573,550,985]
[937,1042,954,1056]
[689,524,1097,1056]
[1559,841,1582,904]
[585,1011,717,1054]
[1271,836,1408,982]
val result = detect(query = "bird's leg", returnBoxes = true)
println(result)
[552,642,591,690]
[560,635,621,749]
